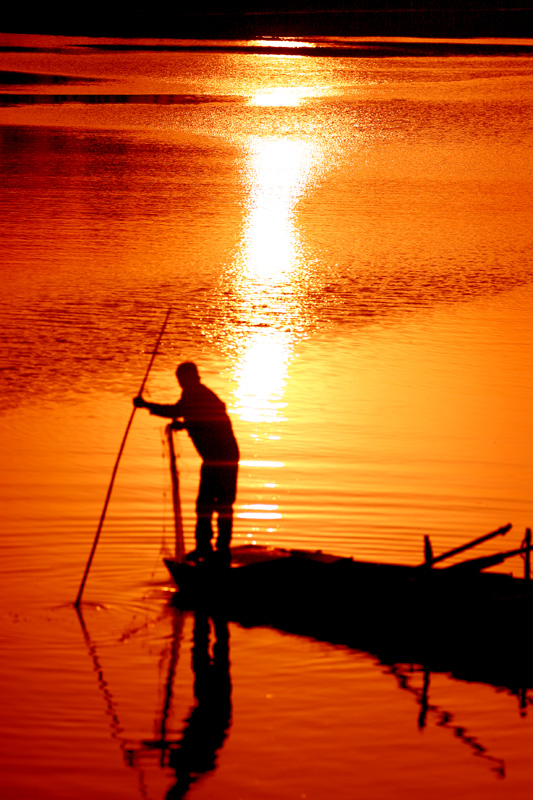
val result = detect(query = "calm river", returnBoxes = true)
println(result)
[1,33,533,799]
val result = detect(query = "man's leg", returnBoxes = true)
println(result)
[195,464,215,560]
[216,506,233,557]
[215,463,238,564]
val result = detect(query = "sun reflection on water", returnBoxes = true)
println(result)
[233,329,291,423]
[239,136,316,286]
[239,503,282,520]
[248,39,316,49]
[228,132,322,536]
[249,86,318,106]
[230,134,320,420]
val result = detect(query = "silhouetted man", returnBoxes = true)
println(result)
[134,362,239,565]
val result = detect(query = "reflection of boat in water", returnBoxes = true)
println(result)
[165,524,533,690]
[78,601,515,797]
[389,663,507,777]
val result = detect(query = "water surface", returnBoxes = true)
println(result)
[1,33,533,799]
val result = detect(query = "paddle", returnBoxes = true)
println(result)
[74,308,172,607]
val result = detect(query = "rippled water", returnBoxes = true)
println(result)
[1,33,533,799]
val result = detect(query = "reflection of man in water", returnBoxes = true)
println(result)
[134,362,239,564]
[167,612,232,799]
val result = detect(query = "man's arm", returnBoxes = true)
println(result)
[133,396,182,421]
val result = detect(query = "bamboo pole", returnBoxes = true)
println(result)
[74,308,172,607]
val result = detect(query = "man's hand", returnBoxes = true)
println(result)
[133,395,146,409]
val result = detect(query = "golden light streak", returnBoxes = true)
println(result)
[233,330,291,424]
[229,132,322,536]
[229,136,319,424]
[248,39,316,49]
[238,503,282,521]
[241,137,315,284]
[249,87,316,107]
[239,461,285,468]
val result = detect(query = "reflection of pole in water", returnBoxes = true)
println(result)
[75,606,151,799]
[165,611,232,799]
[388,664,506,778]
[77,603,190,799]
[155,608,185,765]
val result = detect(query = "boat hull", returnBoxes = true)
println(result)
[164,545,533,688]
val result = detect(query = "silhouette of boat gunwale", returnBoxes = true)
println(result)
[164,524,533,688]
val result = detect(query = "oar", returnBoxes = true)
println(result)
[74,308,172,607]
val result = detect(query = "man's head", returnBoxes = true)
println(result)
[176,361,200,389]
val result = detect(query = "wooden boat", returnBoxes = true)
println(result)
[164,524,533,688]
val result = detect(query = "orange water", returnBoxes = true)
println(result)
[1,34,533,799]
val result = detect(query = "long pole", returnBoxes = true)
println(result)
[74,308,172,607]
